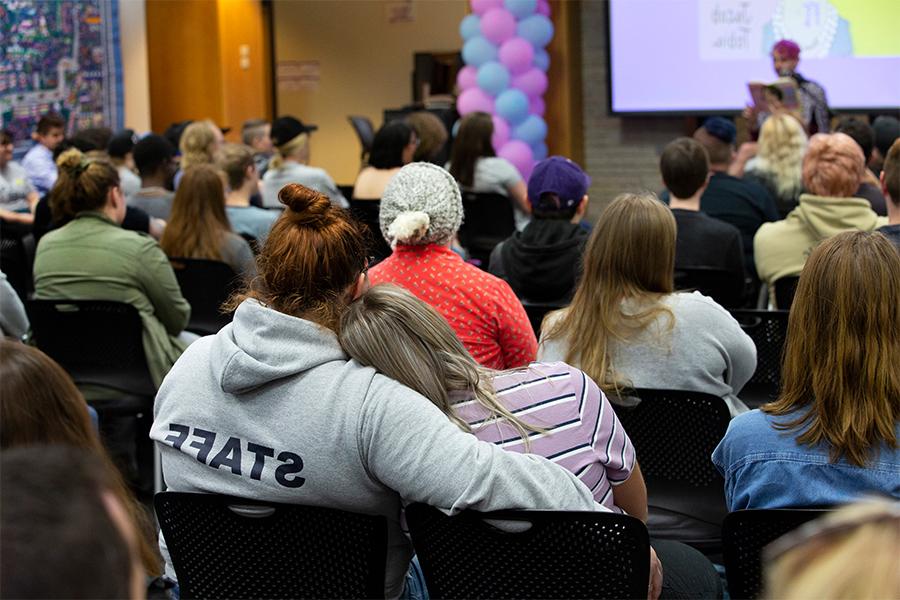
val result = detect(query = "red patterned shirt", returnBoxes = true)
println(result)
[368,244,537,369]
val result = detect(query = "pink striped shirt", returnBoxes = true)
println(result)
[454,362,636,512]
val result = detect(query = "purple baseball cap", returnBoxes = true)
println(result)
[527,156,591,210]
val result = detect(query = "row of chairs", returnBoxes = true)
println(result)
[156,490,828,600]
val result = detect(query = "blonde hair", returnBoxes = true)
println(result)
[339,284,543,448]
[217,143,255,190]
[802,132,866,198]
[755,114,808,200]
[765,500,900,600]
[270,133,309,170]
[542,193,675,396]
[179,120,219,170]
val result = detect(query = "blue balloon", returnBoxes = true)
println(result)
[452,119,461,137]
[495,89,530,125]
[517,14,554,47]
[504,0,537,19]
[459,14,482,41]
[476,61,510,96]
[532,141,548,161]
[512,114,548,145]
[533,48,550,71]
[462,36,498,67]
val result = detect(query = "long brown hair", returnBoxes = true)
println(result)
[226,183,367,331]
[542,193,675,395]
[763,231,899,466]
[160,164,231,260]
[449,112,495,187]
[0,340,163,575]
[49,147,120,223]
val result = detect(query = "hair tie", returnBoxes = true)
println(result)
[73,159,90,176]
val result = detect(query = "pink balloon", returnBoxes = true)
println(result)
[457,87,496,115]
[480,8,517,45]
[470,0,504,16]
[512,67,548,97]
[497,139,534,177]
[529,96,545,116]
[498,37,534,76]
[537,0,551,17]
[491,115,510,150]
[456,65,478,90]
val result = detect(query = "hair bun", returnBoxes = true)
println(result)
[56,148,86,175]
[387,211,430,244]
[279,183,333,227]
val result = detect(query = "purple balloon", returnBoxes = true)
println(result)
[529,96,545,116]
[512,67,548,97]
[457,65,479,90]
[457,87,495,115]
[470,0,504,16]
[491,115,511,150]
[480,8,517,45]
[498,37,534,75]
[537,0,551,16]
[498,140,534,178]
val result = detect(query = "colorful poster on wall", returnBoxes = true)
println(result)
[0,0,123,156]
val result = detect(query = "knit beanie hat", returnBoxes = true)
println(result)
[380,162,463,246]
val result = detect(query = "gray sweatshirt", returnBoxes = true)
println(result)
[151,299,603,597]
[261,162,348,209]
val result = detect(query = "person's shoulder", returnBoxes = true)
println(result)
[479,156,520,176]
[667,291,735,321]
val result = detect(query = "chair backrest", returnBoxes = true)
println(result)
[27,299,155,396]
[674,266,744,308]
[348,116,375,158]
[723,508,832,600]
[729,310,788,389]
[612,389,730,486]
[155,492,388,600]
[406,503,650,600]
[169,258,241,336]
[348,199,392,263]
[520,300,566,338]
[457,191,516,267]
[773,276,800,310]
[0,222,35,301]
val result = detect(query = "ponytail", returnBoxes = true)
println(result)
[49,148,119,223]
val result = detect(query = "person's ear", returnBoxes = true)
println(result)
[351,272,369,300]
[881,170,888,196]
[245,164,255,180]
[575,195,589,218]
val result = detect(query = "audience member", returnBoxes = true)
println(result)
[870,115,900,173]
[834,117,887,215]
[218,143,278,245]
[369,163,537,369]
[0,340,162,578]
[70,127,113,155]
[489,156,590,303]
[448,111,531,230]
[0,129,39,225]
[539,193,756,417]
[22,112,66,196]
[660,137,745,305]
[878,139,900,251]
[131,133,177,220]
[160,165,256,277]
[35,148,191,387]
[163,120,192,154]
[241,118,273,176]
[0,271,28,339]
[0,446,146,600]
[744,114,808,217]
[262,116,348,208]
[107,128,142,199]
[714,232,899,509]
[175,120,224,188]
[406,111,449,164]
[754,133,885,297]
[151,183,603,598]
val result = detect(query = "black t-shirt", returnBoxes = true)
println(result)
[672,208,745,305]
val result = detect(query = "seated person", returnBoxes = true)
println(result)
[0,271,28,339]
[660,137,745,306]
[406,111,449,164]
[878,139,900,250]
[368,163,537,370]
[835,117,887,215]
[107,129,142,200]
[160,165,256,277]
[131,133,177,220]
[22,112,65,196]
[743,114,808,217]
[714,232,899,510]
[241,118,273,177]
[218,143,278,246]
[34,148,191,387]
[538,193,756,417]
[489,156,590,303]
[871,115,900,174]
[175,120,224,189]
[0,129,39,225]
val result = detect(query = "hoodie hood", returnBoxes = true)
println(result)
[792,194,881,242]
[211,299,347,394]
[500,220,588,302]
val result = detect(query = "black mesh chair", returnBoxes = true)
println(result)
[406,503,649,600]
[674,266,745,308]
[348,199,392,263]
[170,258,241,336]
[155,492,388,599]
[773,276,800,310]
[723,509,831,600]
[0,221,35,301]
[348,116,375,163]
[612,389,731,554]
[520,299,565,338]
[457,191,516,269]
[730,310,789,408]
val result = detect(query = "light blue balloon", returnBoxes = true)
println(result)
[452,119,461,138]
[476,61,510,96]
[504,0,537,19]
[532,141,548,161]
[495,89,530,125]
[517,14,554,47]
[459,14,482,41]
[512,114,547,145]
[533,48,550,71]
[462,36,499,67]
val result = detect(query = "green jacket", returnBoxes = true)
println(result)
[34,211,191,386]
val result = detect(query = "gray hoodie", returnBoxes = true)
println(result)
[151,299,603,597]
